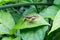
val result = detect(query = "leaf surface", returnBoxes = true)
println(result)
[48,10,60,34]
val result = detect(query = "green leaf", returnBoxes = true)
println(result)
[3,0,19,3]
[0,10,15,34]
[48,10,60,34]
[2,37,21,40]
[9,8,22,23]
[0,24,9,34]
[13,37,21,40]
[0,0,19,5]
[54,0,60,5]
[14,13,50,29]
[15,6,50,30]
[4,0,18,2]
[21,26,48,40]
[2,37,13,40]
[15,30,21,40]
[39,6,59,20]
[40,0,47,3]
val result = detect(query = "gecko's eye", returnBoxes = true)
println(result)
[19,7,26,13]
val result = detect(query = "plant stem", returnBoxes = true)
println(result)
[32,0,39,13]
[0,3,54,9]
[35,5,39,13]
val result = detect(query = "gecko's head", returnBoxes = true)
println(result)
[23,13,40,22]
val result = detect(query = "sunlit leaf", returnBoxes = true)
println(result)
[14,13,50,29]
[48,10,60,34]
[14,30,21,40]
[0,0,19,5]
[54,0,60,5]
[2,37,13,40]
[0,24,9,34]
[0,10,15,34]
[2,37,21,40]
[21,26,48,40]
[15,6,49,29]
[39,6,59,20]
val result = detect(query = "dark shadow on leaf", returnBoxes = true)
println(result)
[20,25,48,33]
[46,28,60,40]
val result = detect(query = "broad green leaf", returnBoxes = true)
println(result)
[48,10,60,34]
[0,10,15,34]
[15,6,49,29]
[14,13,50,29]
[54,0,60,5]
[39,6,59,20]
[2,37,13,40]
[2,37,21,40]
[0,24,9,34]
[21,26,48,40]
[14,30,21,40]
[2,0,18,3]
[4,0,18,2]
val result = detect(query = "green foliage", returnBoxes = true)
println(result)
[15,13,50,29]
[0,0,19,5]
[21,26,48,40]
[48,10,60,34]
[2,37,21,40]
[0,0,60,40]
[0,10,15,34]
[40,6,59,20]
[2,37,13,40]
[54,0,60,5]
